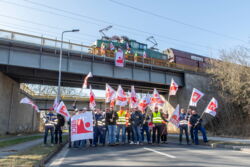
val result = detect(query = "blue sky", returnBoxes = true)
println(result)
[0,0,249,59]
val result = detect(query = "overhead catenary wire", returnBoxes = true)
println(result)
[0,0,216,54]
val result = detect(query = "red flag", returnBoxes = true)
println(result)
[20,97,40,112]
[204,98,218,117]
[115,85,127,106]
[56,101,70,121]
[130,86,138,108]
[138,94,151,111]
[105,83,116,103]
[82,72,93,89]
[89,85,96,110]
[150,88,165,107]
[189,88,204,107]
[169,78,178,96]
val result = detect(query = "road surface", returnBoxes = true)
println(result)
[46,142,250,167]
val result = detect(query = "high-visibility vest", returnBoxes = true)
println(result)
[117,110,127,125]
[152,112,163,124]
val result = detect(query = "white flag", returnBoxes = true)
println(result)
[169,78,178,96]
[138,94,151,111]
[89,85,96,110]
[53,97,59,110]
[169,104,180,128]
[56,101,70,121]
[110,42,115,50]
[115,49,125,67]
[130,86,138,108]
[150,88,165,107]
[143,51,147,58]
[82,72,93,89]
[204,98,218,117]
[115,85,127,106]
[20,97,40,112]
[189,88,204,107]
[105,83,116,103]
[71,112,93,141]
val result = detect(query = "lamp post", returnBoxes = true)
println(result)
[57,29,79,102]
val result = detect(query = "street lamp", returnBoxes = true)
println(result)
[57,29,80,102]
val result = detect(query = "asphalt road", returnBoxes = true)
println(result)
[46,141,250,167]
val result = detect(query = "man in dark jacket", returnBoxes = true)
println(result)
[105,107,118,146]
[43,109,57,146]
[141,109,151,144]
[179,108,189,145]
[55,114,65,144]
[131,108,143,145]
[94,108,106,146]
[189,110,208,145]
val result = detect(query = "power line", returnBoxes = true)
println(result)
[2,0,215,52]
[109,0,247,44]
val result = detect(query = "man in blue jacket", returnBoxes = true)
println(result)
[179,108,190,145]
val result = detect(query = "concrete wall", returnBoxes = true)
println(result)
[0,72,39,135]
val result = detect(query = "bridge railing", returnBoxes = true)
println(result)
[0,29,205,73]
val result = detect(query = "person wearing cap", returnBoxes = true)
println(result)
[116,106,127,144]
[179,108,190,145]
[43,108,57,146]
[94,108,106,146]
[105,107,118,146]
[151,106,168,145]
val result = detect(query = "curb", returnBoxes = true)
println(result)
[35,141,68,167]
[210,143,250,152]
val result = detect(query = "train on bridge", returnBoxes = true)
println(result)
[90,35,210,72]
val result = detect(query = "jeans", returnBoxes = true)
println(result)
[73,140,86,148]
[116,124,126,143]
[94,126,106,145]
[194,126,208,145]
[44,126,54,144]
[132,125,142,143]
[108,125,116,144]
[55,126,62,144]
[189,126,194,143]
[141,125,151,143]
[152,124,162,144]
[126,126,133,143]
[179,125,189,144]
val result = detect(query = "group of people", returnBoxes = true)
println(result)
[69,105,208,148]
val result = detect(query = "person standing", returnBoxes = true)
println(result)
[125,108,133,144]
[187,108,194,143]
[54,114,65,144]
[106,107,118,146]
[43,109,57,146]
[94,108,106,146]
[131,108,143,145]
[189,110,208,145]
[179,108,190,145]
[141,109,151,144]
[161,111,169,144]
[151,106,167,145]
[116,106,127,144]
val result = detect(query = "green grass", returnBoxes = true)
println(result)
[0,136,42,148]
[0,135,68,167]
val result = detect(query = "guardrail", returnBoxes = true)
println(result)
[0,29,205,73]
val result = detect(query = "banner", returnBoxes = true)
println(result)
[53,97,59,110]
[20,97,40,112]
[169,78,178,96]
[138,94,151,111]
[115,49,125,67]
[204,97,218,117]
[82,72,93,89]
[105,83,116,103]
[189,88,204,107]
[115,85,127,106]
[150,88,165,107]
[130,86,138,108]
[71,112,93,141]
[89,85,96,110]
[169,104,180,128]
[56,101,70,121]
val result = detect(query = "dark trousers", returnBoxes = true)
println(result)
[152,124,162,144]
[179,125,189,144]
[44,126,54,144]
[189,126,194,143]
[141,125,151,143]
[194,126,208,145]
[94,126,106,145]
[55,126,62,144]
[126,126,133,143]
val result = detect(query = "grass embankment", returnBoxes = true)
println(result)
[0,136,42,148]
[0,135,68,167]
